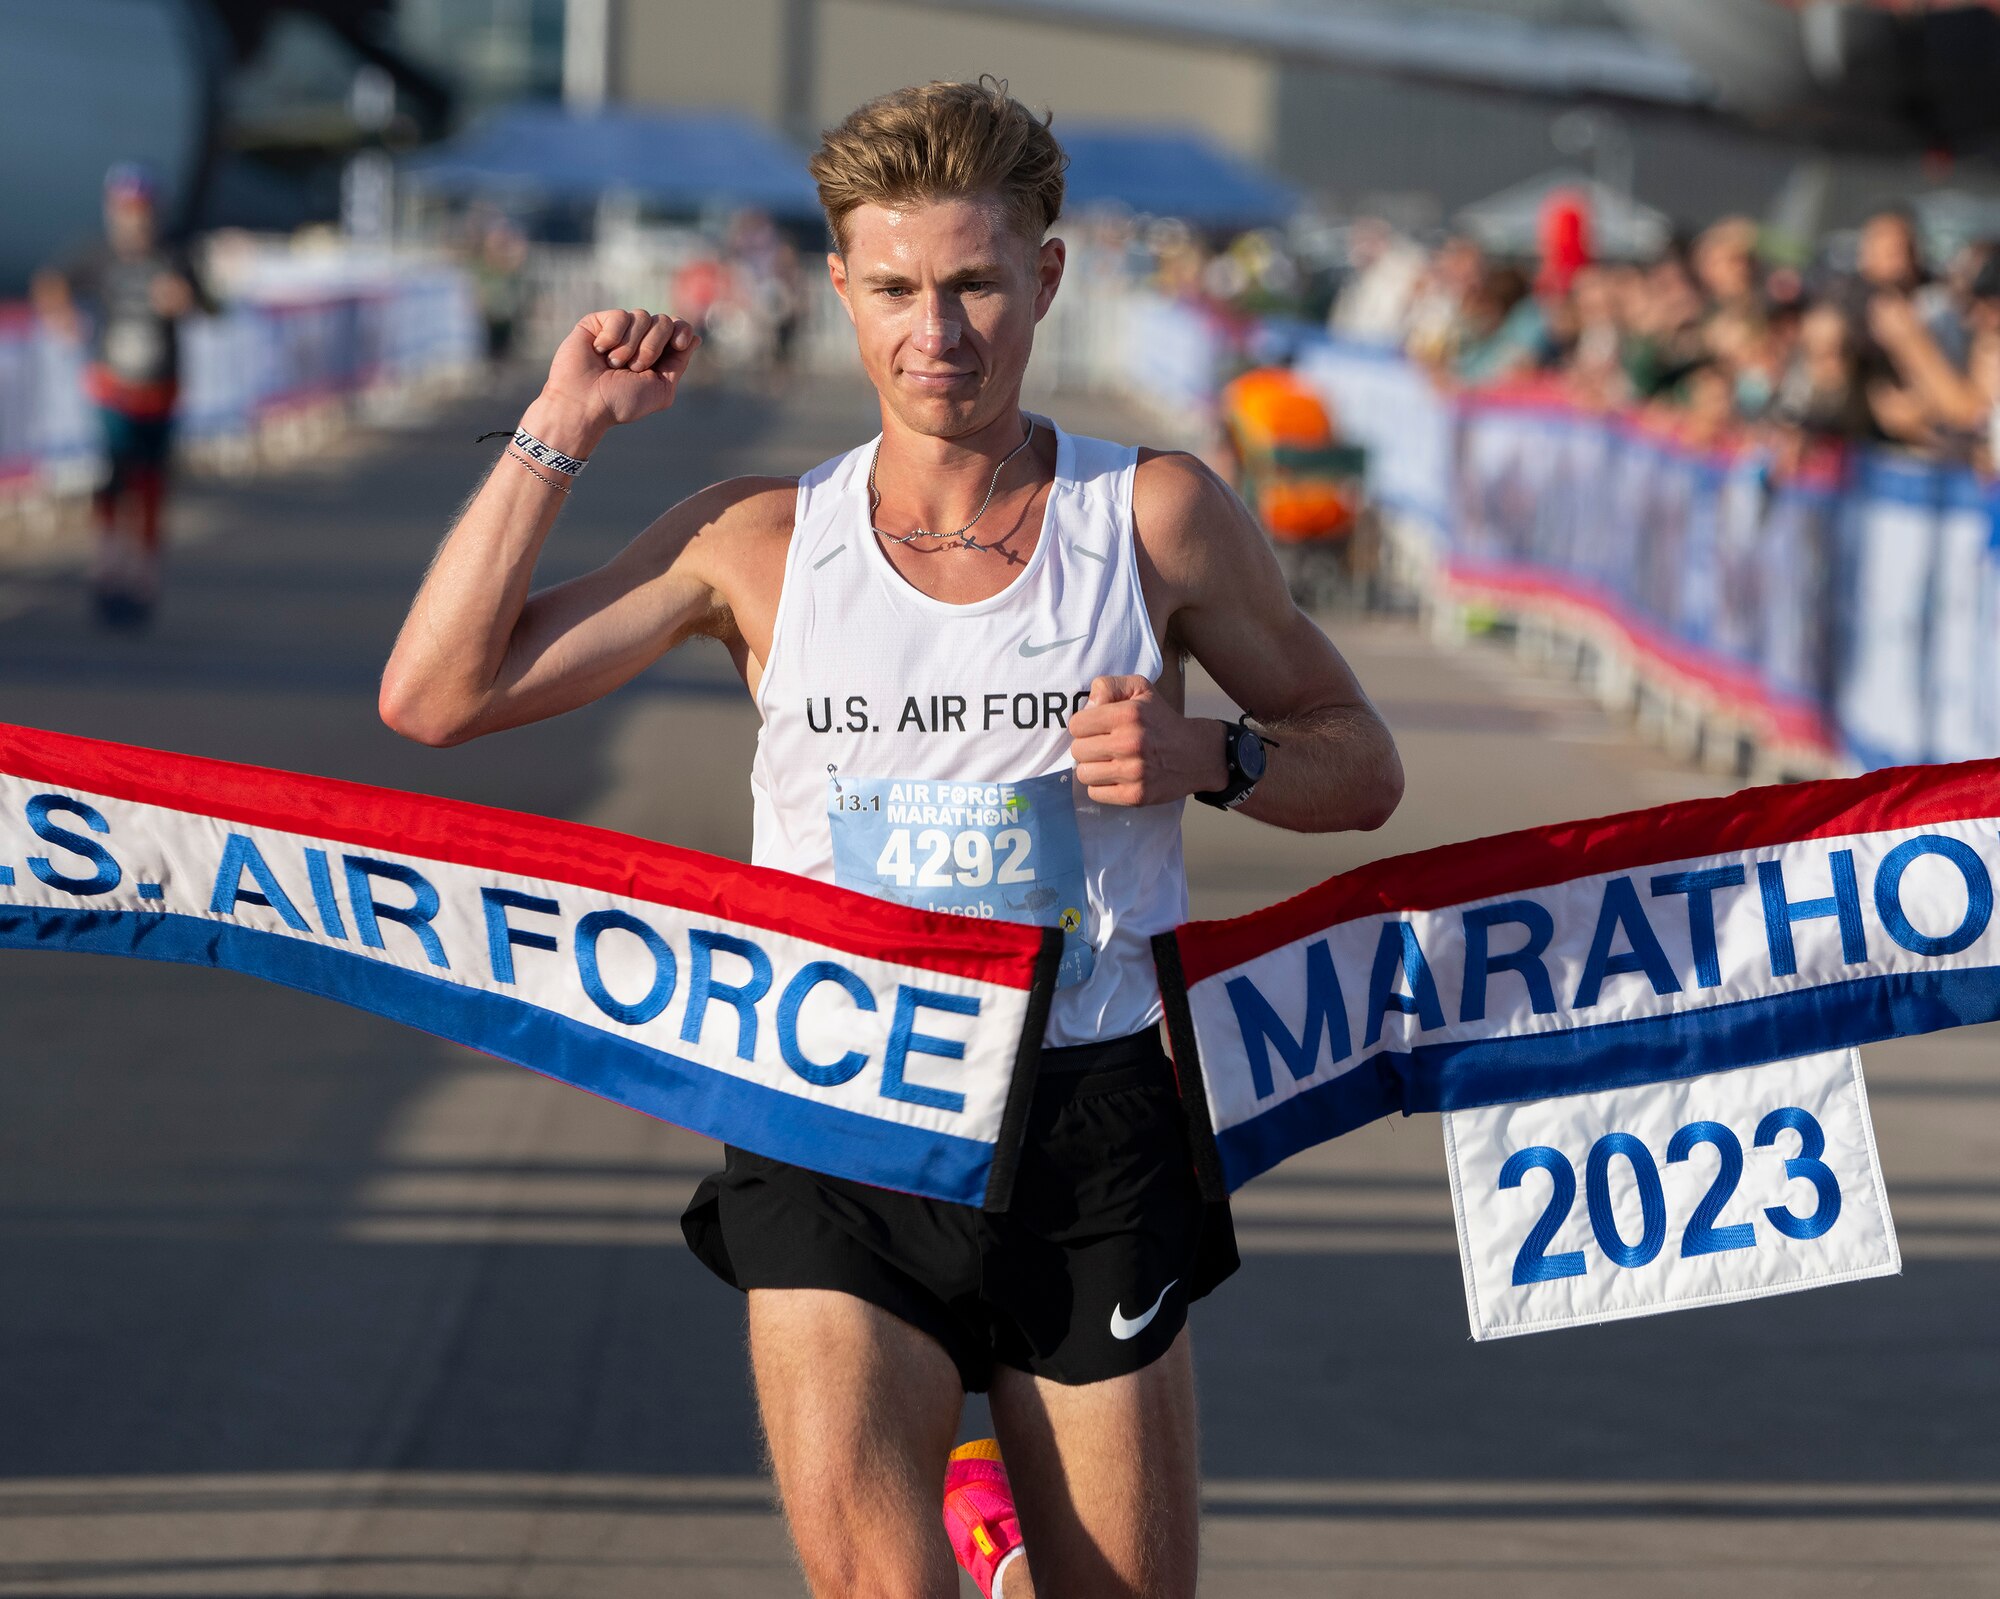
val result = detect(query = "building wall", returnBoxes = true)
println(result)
[812,0,1272,157]
[615,0,792,126]
[606,0,1959,238]
[1272,64,1801,229]
[611,0,1275,159]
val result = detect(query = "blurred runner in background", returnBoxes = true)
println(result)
[33,164,213,630]
[470,216,530,367]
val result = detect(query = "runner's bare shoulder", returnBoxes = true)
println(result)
[1130,448,1257,603]
[670,473,797,533]
[646,475,798,648]
[627,474,794,576]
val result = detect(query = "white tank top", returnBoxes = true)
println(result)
[750,418,1187,1045]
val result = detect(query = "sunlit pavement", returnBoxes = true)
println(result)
[0,375,1994,1597]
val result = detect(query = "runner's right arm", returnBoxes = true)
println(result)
[380,309,786,747]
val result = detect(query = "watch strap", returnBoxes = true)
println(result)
[1195,718,1262,810]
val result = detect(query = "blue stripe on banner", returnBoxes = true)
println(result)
[1400,963,2000,1113]
[0,906,993,1206]
[1855,452,1941,508]
[1215,964,2000,1191]
[1941,468,1992,514]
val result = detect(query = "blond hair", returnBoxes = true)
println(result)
[809,78,1067,254]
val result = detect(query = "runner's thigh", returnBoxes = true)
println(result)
[748,1287,966,1599]
[988,1328,1200,1599]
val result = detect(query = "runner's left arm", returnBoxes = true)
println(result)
[1070,450,1403,833]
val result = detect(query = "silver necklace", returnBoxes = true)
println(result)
[868,418,1037,550]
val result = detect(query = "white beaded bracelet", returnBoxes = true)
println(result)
[508,426,588,475]
[475,425,589,476]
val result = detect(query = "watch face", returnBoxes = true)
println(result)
[1237,727,1267,782]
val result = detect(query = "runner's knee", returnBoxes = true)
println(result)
[780,1454,959,1599]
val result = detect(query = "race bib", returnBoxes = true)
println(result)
[104,320,167,380]
[828,770,1095,989]
[1443,1048,1899,1340]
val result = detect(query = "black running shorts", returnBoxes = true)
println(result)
[681,1028,1239,1391]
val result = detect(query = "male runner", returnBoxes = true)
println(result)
[34,163,212,628]
[381,79,1402,1599]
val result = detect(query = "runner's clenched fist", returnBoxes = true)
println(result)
[535,308,702,450]
[1069,674,1229,806]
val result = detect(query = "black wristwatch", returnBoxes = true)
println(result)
[1195,716,1270,810]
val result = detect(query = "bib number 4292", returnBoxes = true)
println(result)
[875,827,1035,891]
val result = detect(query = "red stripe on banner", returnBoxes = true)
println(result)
[1174,758,2000,986]
[0,723,1044,988]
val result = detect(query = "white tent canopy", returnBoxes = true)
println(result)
[1456,169,1672,261]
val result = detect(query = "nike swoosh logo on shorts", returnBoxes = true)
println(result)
[1019,635,1086,658]
[1109,1279,1179,1341]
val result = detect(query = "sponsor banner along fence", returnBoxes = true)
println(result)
[1155,758,2000,1194]
[0,724,1057,1211]
[1297,338,2000,771]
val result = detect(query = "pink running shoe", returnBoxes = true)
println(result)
[943,1438,1026,1598]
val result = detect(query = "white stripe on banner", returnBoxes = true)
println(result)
[1443,1050,1898,1340]
[0,724,1057,1210]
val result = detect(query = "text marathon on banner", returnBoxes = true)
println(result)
[1157,760,2000,1194]
[0,724,1057,1209]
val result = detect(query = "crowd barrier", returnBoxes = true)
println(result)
[0,255,481,515]
[1299,339,2000,774]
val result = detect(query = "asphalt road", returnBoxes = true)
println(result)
[0,372,1995,1598]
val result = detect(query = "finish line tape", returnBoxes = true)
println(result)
[1157,758,2000,1196]
[0,723,1058,1211]
[7,720,2000,1250]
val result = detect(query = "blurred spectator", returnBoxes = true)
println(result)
[1706,308,1781,420]
[32,162,213,629]
[1693,216,1762,316]
[1331,219,1426,343]
[1403,236,1484,366]
[724,211,804,382]
[672,248,730,343]
[1866,251,2000,462]
[1837,204,1970,435]
[1446,264,1543,385]
[469,216,528,364]
[1772,303,1871,443]
[1564,265,1632,408]
[1855,205,1927,298]
[768,234,805,376]
[1623,249,1708,398]
[1677,361,1739,449]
